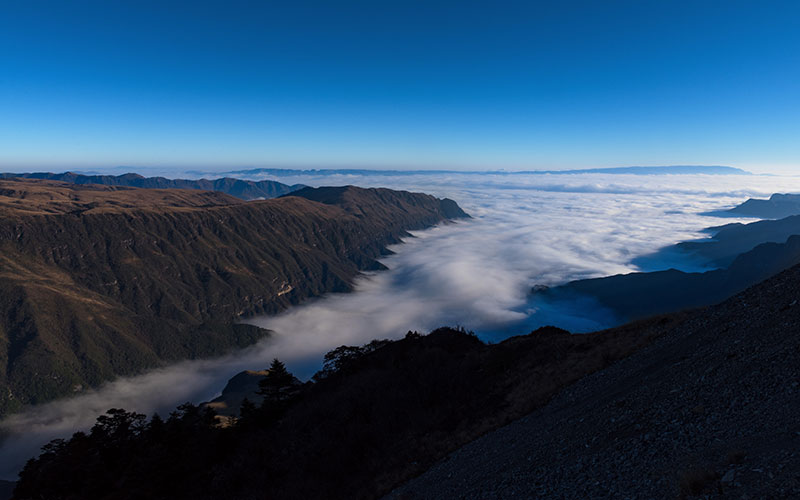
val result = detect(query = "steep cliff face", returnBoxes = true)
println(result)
[0,180,468,415]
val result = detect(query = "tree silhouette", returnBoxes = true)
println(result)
[313,339,392,381]
[257,358,295,402]
[90,408,146,442]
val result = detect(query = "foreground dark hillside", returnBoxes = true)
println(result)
[396,264,800,499]
[0,179,466,415]
[13,261,800,499]
[10,318,681,500]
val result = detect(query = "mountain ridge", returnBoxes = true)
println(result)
[0,180,467,416]
[0,172,305,200]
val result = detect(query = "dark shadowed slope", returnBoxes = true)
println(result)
[0,172,305,200]
[394,264,800,499]
[11,318,681,500]
[0,180,467,416]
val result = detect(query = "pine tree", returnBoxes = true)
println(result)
[257,358,295,401]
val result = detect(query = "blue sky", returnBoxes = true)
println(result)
[1,0,798,172]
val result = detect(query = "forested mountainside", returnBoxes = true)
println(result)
[0,172,305,200]
[14,260,800,500]
[0,179,466,416]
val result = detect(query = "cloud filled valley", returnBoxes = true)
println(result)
[3,171,800,478]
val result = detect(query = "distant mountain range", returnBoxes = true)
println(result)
[534,165,749,175]
[222,165,750,177]
[0,172,305,200]
[0,179,467,416]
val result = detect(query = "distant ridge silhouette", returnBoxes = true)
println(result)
[222,165,749,177]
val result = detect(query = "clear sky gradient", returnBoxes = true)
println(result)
[1,1,798,172]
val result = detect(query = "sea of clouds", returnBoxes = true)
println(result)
[3,171,800,478]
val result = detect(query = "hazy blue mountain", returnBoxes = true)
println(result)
[539,225,800,322]
[631,214,800,273]
[724,193,800,219]
[676,215,800,268]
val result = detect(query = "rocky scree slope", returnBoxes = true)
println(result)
[393,262,800,499]
[0,179,466,415]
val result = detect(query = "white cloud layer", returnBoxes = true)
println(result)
[3,172,800,478]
